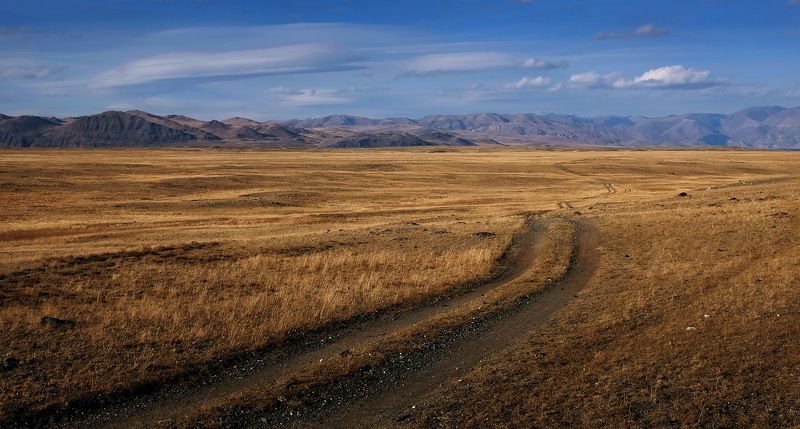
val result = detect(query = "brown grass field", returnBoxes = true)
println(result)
[1,148,799,428]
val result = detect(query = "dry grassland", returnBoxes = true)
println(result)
[413,161,800,428]
[1,148,798,426]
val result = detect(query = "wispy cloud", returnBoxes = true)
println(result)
[0,65,59,80]
[594,24,670,40]
[566,65,718,90]
[403,52,516,75]
[566,71,610,89]
[90,44,362,88]
[521,57,568,70]
[267,87,351,106]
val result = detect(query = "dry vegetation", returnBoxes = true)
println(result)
[1,148,799,427]
[412,166,800,428]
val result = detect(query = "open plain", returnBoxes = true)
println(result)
[1,148,799,428]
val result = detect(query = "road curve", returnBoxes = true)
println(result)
[268,219,599,428]
[38,217,546,429]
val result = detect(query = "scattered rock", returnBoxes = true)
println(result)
[395,413,413,422]
[678,192,689,197]
[1,356,19,372]
[339,349,352,358]
[686,326,697,331]
[472,231,496,238]
[277,396,287,403]
[40,316,76,329]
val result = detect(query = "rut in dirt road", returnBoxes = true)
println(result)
[40,218,547,429]
[282,219,599,429]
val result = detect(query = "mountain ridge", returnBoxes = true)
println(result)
[1,105,799,149]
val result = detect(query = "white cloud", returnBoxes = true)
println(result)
[521,57,568,70]
[633,24,670,37]
[90,44,360,88]
[631,65,710,87]
[404,52,515,75]
[566,65,717,90]
[595,23,670,40]
[505,76,552,89]
[267,87,350,106]
[567,71,606,88]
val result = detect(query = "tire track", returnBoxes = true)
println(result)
[278,220,599,428]
[40,218,547,429]
[555,161,620,198]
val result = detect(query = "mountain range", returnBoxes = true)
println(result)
[2,106,799,149]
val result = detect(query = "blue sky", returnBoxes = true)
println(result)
[1,0,799,119]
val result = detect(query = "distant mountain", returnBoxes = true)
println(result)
[287,115,378,128]
[415,113,639,146]
[46,111,198,147]
[411,129,477,146]
[125,110,220,142]
[721,106,800,148]
[256,124,303,139]
[327,132,435,148]
[163,114,303,142]
[222,117,262,127]
[627,113,728,146]
[0,116,63,147]
[203,119,229,130]
[2,106,799,149]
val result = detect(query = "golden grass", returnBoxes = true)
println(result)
[413,170,800,428]
[178,217,576,427]
[1,148,799,424]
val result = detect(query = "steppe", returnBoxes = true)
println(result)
[1,148,798,428]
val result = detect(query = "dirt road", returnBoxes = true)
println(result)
[268,220,599,428]
[41,218,555,429]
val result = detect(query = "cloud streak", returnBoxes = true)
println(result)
[267,87,352,106]
[403,52,516,75]
[0,65,58,80]
[90,44,362,88]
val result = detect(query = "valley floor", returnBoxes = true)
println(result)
[0,148,798,428]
